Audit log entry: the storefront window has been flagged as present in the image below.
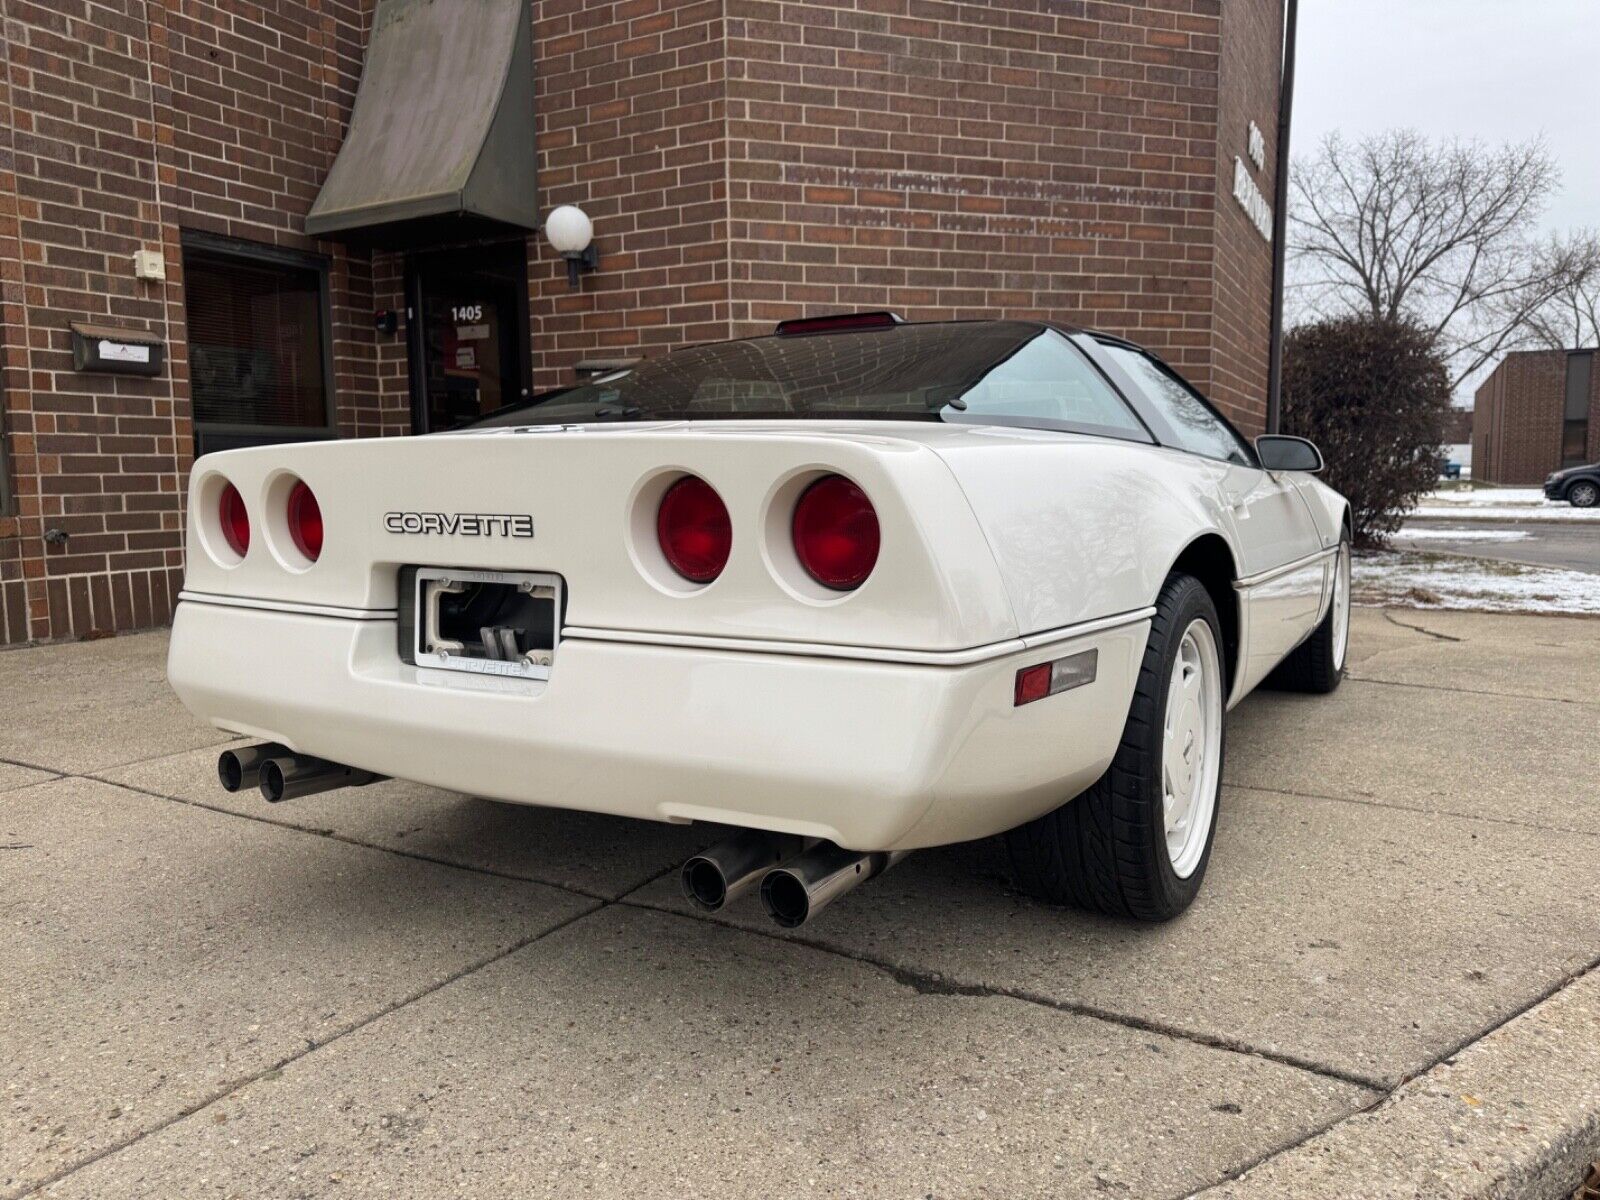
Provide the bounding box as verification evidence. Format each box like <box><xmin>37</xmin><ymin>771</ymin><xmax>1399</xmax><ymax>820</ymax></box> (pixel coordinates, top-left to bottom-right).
<box><xmin>182</xmin><ymin>234</ymin><xmax>332</xmax><ymax>455</ymax></box>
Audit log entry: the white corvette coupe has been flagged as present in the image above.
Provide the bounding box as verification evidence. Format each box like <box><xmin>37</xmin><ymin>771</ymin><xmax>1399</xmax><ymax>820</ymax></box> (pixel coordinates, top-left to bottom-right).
<box><xmin>169</xmin><ymin>314</ymin><xmax>1350</xmax><ymax>926</ymax></box>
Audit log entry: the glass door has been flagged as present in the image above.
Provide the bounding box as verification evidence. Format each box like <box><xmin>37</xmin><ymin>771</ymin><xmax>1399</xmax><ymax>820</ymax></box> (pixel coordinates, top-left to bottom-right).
<box><xmin>408</xmin><ymin>243</ymin><xmax>531</xmax><ymax>432</ymax></box>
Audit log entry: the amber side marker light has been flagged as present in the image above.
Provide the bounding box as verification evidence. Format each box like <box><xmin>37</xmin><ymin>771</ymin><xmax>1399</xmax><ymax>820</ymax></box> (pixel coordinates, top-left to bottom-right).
<box><xmin>219</xmin><ymin>482</ymin><xmax>250</xmax><ymax>557</ymax></box>
<box><xmin>1014</xmin><ymin>649</ymin><xmax>1099</xmax><ymax>707</ymax></box>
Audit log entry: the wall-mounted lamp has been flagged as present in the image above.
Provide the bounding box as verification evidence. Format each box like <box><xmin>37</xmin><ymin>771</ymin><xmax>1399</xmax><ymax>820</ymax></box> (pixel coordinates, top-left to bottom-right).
<box><xmin>544</xmin><ymin>205</ymin><xmax>597</xmax><ymax>288</ymax></box>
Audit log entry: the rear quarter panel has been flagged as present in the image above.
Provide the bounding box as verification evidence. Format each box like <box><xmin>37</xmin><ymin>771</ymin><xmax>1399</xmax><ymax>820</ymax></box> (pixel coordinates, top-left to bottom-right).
<box><xmin>932</xmin><ymin>432</ymin><xmax>1236</xmax><ymax>634</ymax></box>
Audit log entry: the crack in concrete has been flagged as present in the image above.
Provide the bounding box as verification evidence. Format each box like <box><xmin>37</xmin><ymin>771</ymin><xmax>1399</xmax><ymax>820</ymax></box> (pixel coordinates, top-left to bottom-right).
<box><xmin>3</xmin><ymin>898</ymin><xmax>608</xmax><ymax>1200</ymax></box>
<box><xmin>1345</xmin><ymin>672</ymin><xmax>1589</xmax><ymax>706</ymax></box>
<box><xmin>85</xmin><ymin>774</ymin><xmax>630</xmax><ymax>903</ymax></box>
<box><xmin>1228</xmin><ymin>780</ymin><xmax>1600</xmax><ymax>841</ymax></box>
<box><xmin>1381</xmin><ymin>609</ymin><xmax>1464</xmax><ymax>642</ymax></box>
<box><xmin>0</xmin><ymin>754</ymin><xmax>62</xmax><ymax>778</ymax></box>
<box><xmin>619</xmin><ymin>894</ymin><xmax>1390</xmax><ymax>1094</ymax></box>
<box><xmin>21</xmin><ymin>761</ymin><xmax>1596</xmax><ymax>1200</ymax></box>
<box><xmin>1171</xmin><ymin>948</ymin><xmax>1600</xmax><ymax>1200</ymax></box>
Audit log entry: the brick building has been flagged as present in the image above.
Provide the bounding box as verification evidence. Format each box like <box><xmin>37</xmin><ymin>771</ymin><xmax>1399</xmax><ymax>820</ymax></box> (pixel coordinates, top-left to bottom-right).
<box><xmin>1473</xmin><ymin>349</ymin><xmax>1599</xmax><ymax>485</ymax></box>
<box><xmin>0</xmin><ymin>0</ymin><xmax>1287</xmax><ymax>646</ymax></box>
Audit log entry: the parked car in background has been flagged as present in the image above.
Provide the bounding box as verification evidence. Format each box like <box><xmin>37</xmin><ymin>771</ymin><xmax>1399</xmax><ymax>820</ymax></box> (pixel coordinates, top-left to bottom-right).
<box><xmin>1545</xmin><ymin>462</ymin><xmax>1600</xmax><ymax>507</ymax></box>
<box><xmin>169</xmin><ymin>316</ymin><xmax>1351</xmax><ymax>928</ymax></box>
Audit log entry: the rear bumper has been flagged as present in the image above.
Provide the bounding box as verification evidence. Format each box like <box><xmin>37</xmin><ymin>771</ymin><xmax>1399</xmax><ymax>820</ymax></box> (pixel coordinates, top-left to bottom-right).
<box><xmin>167</xmin><ymin>600</ymin><xmax>1147</xmax><ymax>851</ymax></box>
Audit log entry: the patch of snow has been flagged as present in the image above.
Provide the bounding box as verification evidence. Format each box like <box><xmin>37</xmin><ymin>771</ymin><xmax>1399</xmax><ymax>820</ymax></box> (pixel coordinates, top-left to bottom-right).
<box><xmin>1425</xmin><ymin>487</ymin><xmax>1545</xmax><ymax>505</ymax></box>
<box><xmin>1411</xmin><ymin>486</ymin><xmax>1600</xmax><ymax>522</ymax></box>
<box><xmin>1392</xmin><ymin>528</ymin><xmax>1530</xmax><ymax>542</ymax></box>
<box><xmin>1353</xmin><ymin>551</ymin><xmax>1600</xmax><ymax>615</ymax></box>
<box><xmin>1408</xmin><ymin>504</ymin><xmax>1600</xmax><ymax>522</ymax></box>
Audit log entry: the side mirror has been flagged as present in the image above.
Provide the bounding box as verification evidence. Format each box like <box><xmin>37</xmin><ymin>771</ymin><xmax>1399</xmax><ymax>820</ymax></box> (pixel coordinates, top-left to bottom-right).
<box><xmin>1255</xmin><ymin>435</ymin><xmax>1324</xmax><ymax>473</ymax></box>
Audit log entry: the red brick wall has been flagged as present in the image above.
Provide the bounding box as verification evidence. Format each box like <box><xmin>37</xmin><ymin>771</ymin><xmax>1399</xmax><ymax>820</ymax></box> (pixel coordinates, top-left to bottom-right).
<box><xmin>720</xmin><ymin>0</ymin><xmax>1245</xmax><ymax>410</ymax></box>
<box><xmin>1210</xmin><ymin>0</ymin><xmax>1280</xmax><ymax>430</ymax></box>
<box><xmin>527</xmin><ymin>0</ymin><xmax>732</xmax><ymax>391</ymax></box>
<box><xmin>0</xmin><ymin>0</ymin><xmax>391</xmax><ymax>644</ymax></box>
<box><xmin>1471</xmin><ymin>350</ymin><xmax>1599</xmax><ymax>485</ymax></box>
<box><xmin>1</xmin><ymin>0</ymin><xmax>1282</xmax><ymax>646</ymax></box>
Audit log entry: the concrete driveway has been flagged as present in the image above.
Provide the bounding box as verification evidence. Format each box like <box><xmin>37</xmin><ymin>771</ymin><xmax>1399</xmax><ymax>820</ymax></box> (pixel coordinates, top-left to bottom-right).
<box><xmin>3</xmin><ymin>608</ymin><xmax>1599</xmax><ymax>1199</ymax></box>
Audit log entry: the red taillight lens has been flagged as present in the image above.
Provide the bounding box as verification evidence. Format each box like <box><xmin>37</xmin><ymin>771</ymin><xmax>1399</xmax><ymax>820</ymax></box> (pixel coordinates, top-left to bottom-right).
<box><xmin>657</xmin><ymin>476</ymin><xmax>732</xmax><ymax>583</ymax></box>
<box><xmin>792</xmin><ymin>474</ymin><xmax>879</xmax><ymax>590</ymax></box>
<box><xmin>219</xmin><ymin>482</ymin><xmax>249</xmax><ymax>556</ymax></box>
<box><xmin>287</xmin><ymin>480</ymin><xmax>323</xmax><ymax>562</ymax></box>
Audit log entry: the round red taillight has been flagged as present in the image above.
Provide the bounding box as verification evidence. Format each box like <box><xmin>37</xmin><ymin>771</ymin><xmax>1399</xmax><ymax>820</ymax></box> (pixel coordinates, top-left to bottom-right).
<box><xmin>219</xmin><ymin>482</ymin><xmax>249</xmax><ymax>557</ymax></box>
<box><xmin>792</xmin><ymin>474</ymin><xmax>879</xmax><ymax>590</ymax></box>
<box><xmin>657</xmin><ymin>476</ymin><xmax>732</xmax><ymax>583</ymax></box>
<box><xmin>287</xmin><ymin>480</ymin><xmax>323</xmax><ymax>562</ymax></box>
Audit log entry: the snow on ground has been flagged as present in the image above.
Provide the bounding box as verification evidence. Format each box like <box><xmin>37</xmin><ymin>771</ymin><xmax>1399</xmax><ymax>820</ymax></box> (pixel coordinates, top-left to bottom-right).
<box><xmin>1411</xmin><ymin>486</ymin><xmax>1600</xmax><ymax>522</ymax></box>
<box><xmin>1392</xmin><ymin>528</ymin><xmax>1530</xmax><ymax>542</ymax></box>
<box><xmin>1354</xmin><ymin>551</ymin><xmax>1600</xmax><ymax>615</ymax></box>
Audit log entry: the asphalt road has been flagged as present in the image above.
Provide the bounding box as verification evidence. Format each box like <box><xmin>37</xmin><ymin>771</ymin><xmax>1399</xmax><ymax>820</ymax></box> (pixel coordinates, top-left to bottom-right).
<box><xmin>1400</xmin><ymin>517</ymin><xmax>1600</xmax><ymax>574</ymax></box>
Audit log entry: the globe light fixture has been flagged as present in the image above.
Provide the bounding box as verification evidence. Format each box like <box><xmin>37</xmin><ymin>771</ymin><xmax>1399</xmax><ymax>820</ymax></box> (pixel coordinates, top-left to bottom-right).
<box><xmin>544</xmin><ymin>204</ymin><xmax>597</xmax><ymax>288</ymax></box>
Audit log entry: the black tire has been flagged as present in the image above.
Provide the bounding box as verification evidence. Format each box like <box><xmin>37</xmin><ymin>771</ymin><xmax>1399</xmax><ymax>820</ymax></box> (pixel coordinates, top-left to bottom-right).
<box><xmin>1568</xmin><ymin>480</ymin><xmax>1600</xmax><ymax>508</ymax></box>
<box><xmin>1264</xmin><ymin>531</ymin><xmax>1351</xmax><ymax>695</ymax></box>
<box><xmin>1005</xmin><ymin>573</ymin><xmax>1224</xmax><ymax>922</ymax></box>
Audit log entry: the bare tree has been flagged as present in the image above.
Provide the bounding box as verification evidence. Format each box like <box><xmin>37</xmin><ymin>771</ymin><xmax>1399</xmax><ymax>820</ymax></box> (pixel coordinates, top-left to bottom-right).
<box><xmin>1289</xmin><ymin>130</ymin><xmax>1591</xmax><ymax>388</ymax></box>
<box><xmin>1522</xmin><ymin>231</ymin><xmax>1600</xmax><ymax>349</ymax></box>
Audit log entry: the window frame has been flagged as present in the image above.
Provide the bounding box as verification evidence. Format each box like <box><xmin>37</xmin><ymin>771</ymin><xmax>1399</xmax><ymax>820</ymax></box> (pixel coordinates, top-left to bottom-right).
<box><xmin>473</xmin><ymin>321</ymin><xmax>1160</xmax><ymax>445</ymax></box>
<box><xmin>1076</xmin><ymin>333</ymin><xmax>1259</xmax><ymax>467</ymax></box>
<box><xmin>939</xmin><ymin>326</ymin><xmax>1156</xmax><ymax>443</ymax></box>
<box><xmin>180</xmin><ymin>229</ymin><xmax>337</xmax><ymax>449</ymax></box>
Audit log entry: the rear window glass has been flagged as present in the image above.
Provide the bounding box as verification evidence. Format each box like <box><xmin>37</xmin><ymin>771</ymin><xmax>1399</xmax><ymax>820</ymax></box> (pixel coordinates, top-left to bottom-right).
<box><xmin>474</xmin><ymin>322</ymin><xmax>1150</xmax><ymax>441</ymax></box>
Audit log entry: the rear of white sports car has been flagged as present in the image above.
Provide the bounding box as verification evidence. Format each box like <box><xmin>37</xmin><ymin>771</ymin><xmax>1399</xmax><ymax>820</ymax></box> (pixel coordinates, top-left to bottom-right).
<box><xmin>169</xmin><ymin>317</ymin><xmax>1348</xmax><ymax>924</ymax></box>
<box><xmin>169</xmin><ymin>419</ymin><xmax>1149</xmax><ymax>856</ymax></box>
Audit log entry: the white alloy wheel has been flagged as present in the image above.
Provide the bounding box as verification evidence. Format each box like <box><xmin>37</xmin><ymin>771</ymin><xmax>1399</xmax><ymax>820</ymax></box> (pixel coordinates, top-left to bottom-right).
<box><xmin>1331</xmin><ymin>538</ymin><xmax>1351</xmax><ymax>671</ymax></box>
<box><xmin>1570</xmin><ymin>481</ymin><xmax>1599</xmax><ymax>508</ymax></box>
<box><xmin>1162</xmin><ymin>617</ymin><xmax>1223</xmax><ymax>879</ymax></box>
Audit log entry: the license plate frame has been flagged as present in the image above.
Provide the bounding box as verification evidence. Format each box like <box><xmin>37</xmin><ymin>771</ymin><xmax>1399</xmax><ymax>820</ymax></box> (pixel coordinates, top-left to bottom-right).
<box><xmin>410</xmin><ymin>567</ymin><xmax>562</xmax><ymax>681</ymax></box>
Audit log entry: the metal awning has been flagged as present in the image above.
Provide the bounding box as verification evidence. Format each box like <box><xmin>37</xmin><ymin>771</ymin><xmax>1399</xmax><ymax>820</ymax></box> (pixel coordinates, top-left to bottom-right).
<box><xmin>306</xmin><ymin>0</ymin><xmax>536</xmax><ymax>241</ymax></box>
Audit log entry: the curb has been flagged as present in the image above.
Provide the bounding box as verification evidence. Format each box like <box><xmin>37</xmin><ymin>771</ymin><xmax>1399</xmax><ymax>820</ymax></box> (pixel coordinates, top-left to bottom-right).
<box><xmin>1191</xmin><ymin>967</ymin><xmax>1600</xmax><ymax>1199</ymax></box>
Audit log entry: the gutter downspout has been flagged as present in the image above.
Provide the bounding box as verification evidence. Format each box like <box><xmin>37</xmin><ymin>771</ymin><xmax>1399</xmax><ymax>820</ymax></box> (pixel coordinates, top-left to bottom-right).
<box><xmin>1266</xmin><ymin>0</ymin><xmax>1299</xmax><ymax>435</ymax></box>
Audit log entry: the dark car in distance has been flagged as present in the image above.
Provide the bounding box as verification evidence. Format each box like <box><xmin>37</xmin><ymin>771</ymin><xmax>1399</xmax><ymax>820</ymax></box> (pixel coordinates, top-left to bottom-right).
<box><xmin>1545</xmin><ymin>463</ymin><xmax>1600</xmax><ymax>508</ymax></box>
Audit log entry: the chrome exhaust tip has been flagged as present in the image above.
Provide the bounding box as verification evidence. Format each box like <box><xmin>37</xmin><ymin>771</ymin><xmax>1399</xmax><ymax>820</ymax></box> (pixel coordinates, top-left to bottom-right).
<box><xmin>759</xmin><ymin>844</ymin><xmax>907</xmax><ymax>928</ymax></box>
<box><xmin>217</xmin><ymin>743</ymin><xmax>290</xmax><ymax>793</ymax></box>
<box><xmin>681</xmin><ymin>831</ymin><xmax>803</xmax><ymax>912</ymax></box>
<box><xmin>258</xmin><ymin>754</ymin><xmax>382</xmax><ymax>804</ymax></box>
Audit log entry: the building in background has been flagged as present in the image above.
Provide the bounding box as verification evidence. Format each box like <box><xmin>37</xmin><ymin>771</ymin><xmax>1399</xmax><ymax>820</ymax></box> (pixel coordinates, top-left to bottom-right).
<box><xmin>0</xmin><ymin>0</ymin><xmax>1287</xmax><ymax>645</ymax></box>
<box><xmin>1473</xmin><ymin>349</ymin><xmax>1599</xmax><ymax>485</ymax></box>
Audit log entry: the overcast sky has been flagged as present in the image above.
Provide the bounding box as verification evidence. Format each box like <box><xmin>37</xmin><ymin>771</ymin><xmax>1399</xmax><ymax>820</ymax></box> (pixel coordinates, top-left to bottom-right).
<box><xmin>1294</xmin><ymin>0</ymin><xmax>1598</xmax><ymax>236</ymax></box>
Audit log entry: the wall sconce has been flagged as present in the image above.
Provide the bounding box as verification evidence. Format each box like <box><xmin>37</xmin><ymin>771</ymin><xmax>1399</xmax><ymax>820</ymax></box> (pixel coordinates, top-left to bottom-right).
<box><xmin>544</xmin><ymin>205</ymin><xmax>598</xmax><ymax>288</ymax></box>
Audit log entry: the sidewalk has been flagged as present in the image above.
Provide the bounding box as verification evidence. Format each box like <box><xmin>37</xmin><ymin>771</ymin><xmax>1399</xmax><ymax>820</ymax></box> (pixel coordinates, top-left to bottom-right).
<box><xmin>2</xmin><ymin>608</ymin><xmax>1598</xmax><ymax>1198</ymax></box>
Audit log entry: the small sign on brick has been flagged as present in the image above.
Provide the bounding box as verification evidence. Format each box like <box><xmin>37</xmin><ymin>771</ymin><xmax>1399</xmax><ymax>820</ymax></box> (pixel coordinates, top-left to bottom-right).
<box><xmin>69</xmin><ymin>322</ymin><xmax>165</xmax><ymax>377</ymax></box>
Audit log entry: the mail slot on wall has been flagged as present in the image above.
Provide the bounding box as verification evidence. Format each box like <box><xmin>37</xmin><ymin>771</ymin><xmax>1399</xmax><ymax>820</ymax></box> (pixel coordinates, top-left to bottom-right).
<box><xmin>70</xmin><ymin>322</ymin><xmax>165</xmax><ymax>377</ymax></box>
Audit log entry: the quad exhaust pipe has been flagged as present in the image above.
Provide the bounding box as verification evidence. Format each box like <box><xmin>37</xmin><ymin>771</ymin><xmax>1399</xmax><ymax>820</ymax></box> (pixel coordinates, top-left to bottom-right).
<box><xmin>680</xmin><ymin>833</ymin><xmax>906</xmax><ymax>927</ymax></box>
<box><xmin>218</xmin><ymin>744</ymin><xmax>382</xmax><ymax>803</ymax></box>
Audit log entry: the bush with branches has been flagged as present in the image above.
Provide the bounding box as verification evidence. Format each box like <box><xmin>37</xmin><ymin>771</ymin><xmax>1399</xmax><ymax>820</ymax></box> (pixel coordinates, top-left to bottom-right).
<box><xmin>1281</xmin><ymin>316</ymin><xmax>1453</xmax><ymax>547</ymax></box>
